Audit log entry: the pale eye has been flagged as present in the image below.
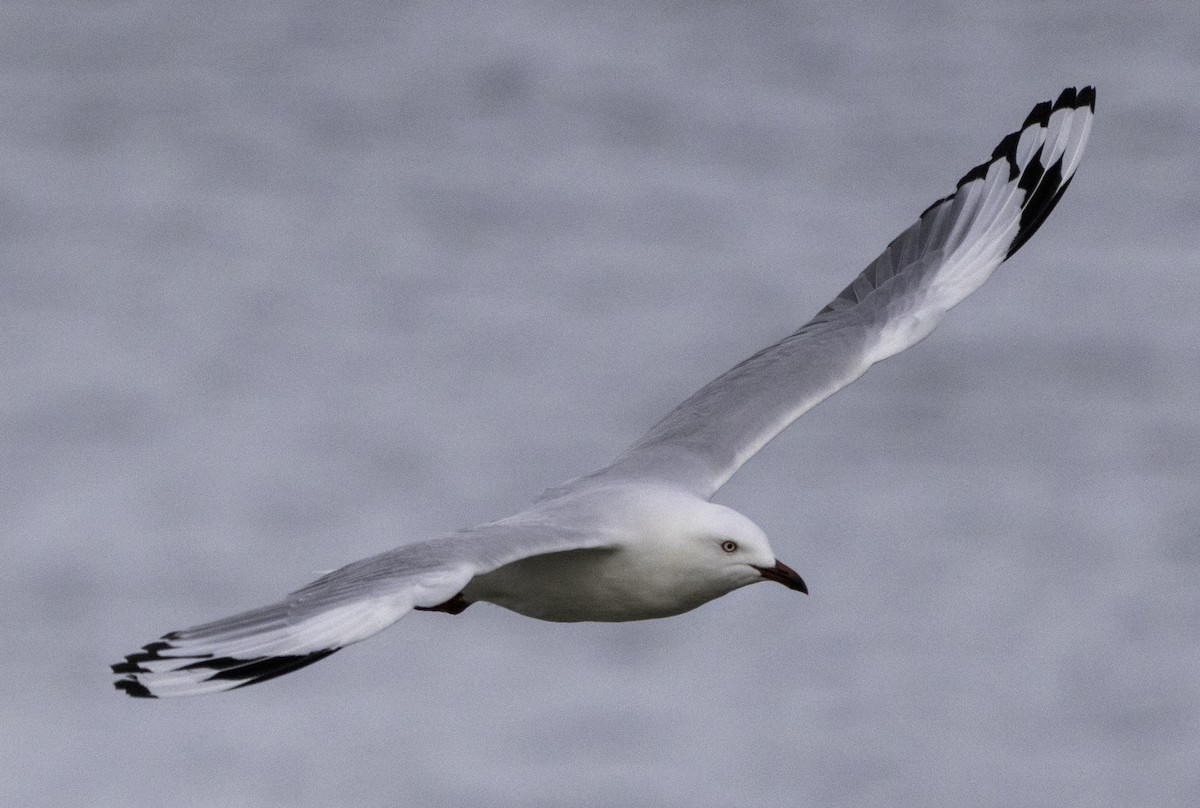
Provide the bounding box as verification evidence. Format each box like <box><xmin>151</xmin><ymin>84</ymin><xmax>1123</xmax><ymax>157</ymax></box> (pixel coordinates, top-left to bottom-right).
<box><xmin>720</xmin><ymin>540</ymin><xmax>738</xmax><ymax>553</ymax></box>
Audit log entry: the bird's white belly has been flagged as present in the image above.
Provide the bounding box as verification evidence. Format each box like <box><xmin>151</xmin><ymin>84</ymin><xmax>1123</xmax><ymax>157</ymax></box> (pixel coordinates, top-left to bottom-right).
<box><xmin>462</xmin><ymin>547</ymin><xmax>721</xmax><ymax>622</ymax></box>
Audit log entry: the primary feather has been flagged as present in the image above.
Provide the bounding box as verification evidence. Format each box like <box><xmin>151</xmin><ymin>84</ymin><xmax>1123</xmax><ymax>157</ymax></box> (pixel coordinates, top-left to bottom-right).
<box><xmin>114</xmin><ymin>516</ymin><xmax>615</xmax><ymax>697</ymax></box>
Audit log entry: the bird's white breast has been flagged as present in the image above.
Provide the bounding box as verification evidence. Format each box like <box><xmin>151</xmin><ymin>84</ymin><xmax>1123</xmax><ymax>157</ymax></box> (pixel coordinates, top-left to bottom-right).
<box><xmin>463</xmin><ymin>543</ymin><xmax>729</xmax><ymax>622</ymax></box>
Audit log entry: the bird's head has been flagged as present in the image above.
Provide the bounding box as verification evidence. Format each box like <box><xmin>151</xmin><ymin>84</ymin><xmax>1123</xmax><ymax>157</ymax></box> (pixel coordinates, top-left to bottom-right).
<box><xmin>692</xmin><ymin>503</ymin><xmax>807</xmax><ymax>596</ymax></box>
<box><xmin>625</xmin><ymin>489</ymin><xmax>807</xmax><ymax>600</ymax></box>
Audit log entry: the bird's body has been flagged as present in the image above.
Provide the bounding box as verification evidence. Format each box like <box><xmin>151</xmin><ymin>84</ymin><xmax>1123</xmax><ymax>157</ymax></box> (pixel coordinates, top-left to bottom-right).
<box><xmin>463</xmin><ymin>484</ymin><xmax>780</xmax><ymax>622</ymax></box>
<box><xmin>114</xmin><ymin>87</ymin><xmax>1095</xmax><ymax>698</ymax></box>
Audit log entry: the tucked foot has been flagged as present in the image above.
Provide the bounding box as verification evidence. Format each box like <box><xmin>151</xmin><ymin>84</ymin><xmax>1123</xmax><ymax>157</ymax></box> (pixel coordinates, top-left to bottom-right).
<box><xmin>413</xmin><ymin>592</ymin><xmax>471</xmax><ymax>615</ymax></box>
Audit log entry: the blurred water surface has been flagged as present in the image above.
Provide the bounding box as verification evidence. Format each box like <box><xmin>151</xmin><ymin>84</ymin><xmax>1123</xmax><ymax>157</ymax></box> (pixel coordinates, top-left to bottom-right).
<box><xmin>3</xmin><ymin>1</ymin><xmax>1198</xmax><ymax>806</ymax></box>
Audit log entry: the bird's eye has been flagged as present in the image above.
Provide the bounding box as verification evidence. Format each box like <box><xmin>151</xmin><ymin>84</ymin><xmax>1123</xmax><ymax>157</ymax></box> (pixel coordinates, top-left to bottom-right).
<box><xmin>720</xmin><ymin>540</ymin><xmax>738</xmax><ymax>553</ymax></box>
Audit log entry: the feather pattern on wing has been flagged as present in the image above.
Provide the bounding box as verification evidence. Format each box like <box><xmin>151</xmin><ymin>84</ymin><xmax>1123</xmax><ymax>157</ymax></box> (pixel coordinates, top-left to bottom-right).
<box><xmin>113</xmin><ymin>515</ymin><xmax>616</xmax><ymax>697</ymax></box>
<box><xmin>577</xmin><ymin>87</ymin><xmax>1094</xmax><ymax>499</ymax></box>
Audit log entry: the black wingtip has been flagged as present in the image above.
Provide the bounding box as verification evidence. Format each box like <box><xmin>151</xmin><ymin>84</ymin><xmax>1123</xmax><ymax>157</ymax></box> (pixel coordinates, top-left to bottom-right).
<box><xmin>956</xmin><ymin>159</ymin><xmax>990</xmax><ymax>189</ymax></box>
<box><xmin>1043</xmin><ymin>85</ymin><xmax>1096</xmax><ymax>114</ymax></box>
<box><xmin>207</xmin><ymin>649</ymin><xmax>340</xmax><ymax>685</ymax></box>
<box><xmin>1051</xmin><ymin>86</ymin><xmax>1097</xmax><ymax>113</ymax></box>
<box><xmin>1078</xmin><ymin>85</ymin><xmax>1096</xmax><ymax>111</ymax></box>
<box><xmin>957</xmin><ymin>128</ymin><xmax>1022</xmax><ymax>191</ymax></box>
<box><xmin>918</xmin><ymin>191</ymin><xmax>955</xmax><ymax>219</ymax></box>
<box><xmin>1023</xmin><ymin>86</ymin><xmax>1097</xmax><ymax>130</ymax></box>
<box><xmin>990</xmin><ymin>130</ymin><xmax>1020</xmax><ymax>162</ymax></box>
<box><xmin>228</xmin><ymin>649</ymin><xmax>341</xmax><ymax>690</ymax></box>
<box><xmin>112</xmin><ymin>639</ymin><xmax>193</xmax><ymax>670</ymax></box>
<box><xmin>1005</xmin><ymin>165</ymin><xmax>1070</xmax><ymax>260</ymax></box>
<box><xmin>115</xmin><ymin>678</ymin><xmax>157</xmax><ymax>698</ymax></box>
<box><xmin>1021</xmin><ymin>99</ymin><xmax>1053</xmax><ymax>129</ymax></box>
<box><xmin>1051</xmin><ymin>86</ymin><xmax>1077</xmax><ymax>111</ymax></box>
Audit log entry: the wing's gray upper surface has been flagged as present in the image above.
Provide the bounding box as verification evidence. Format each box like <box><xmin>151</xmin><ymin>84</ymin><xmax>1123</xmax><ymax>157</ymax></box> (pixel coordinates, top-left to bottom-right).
<box><xmin>581</xmin><ymin>87</ymin><xmax>1094</xmax><ymax>499</ymax></box>
<box><xmin>112</xmin><ymin>512</ymin><xmax>618</xmax><ymax>696</ymax></box>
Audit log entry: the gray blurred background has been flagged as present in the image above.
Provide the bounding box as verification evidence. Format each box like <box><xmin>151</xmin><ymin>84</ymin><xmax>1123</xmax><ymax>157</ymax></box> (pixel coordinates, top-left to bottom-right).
<box><xmin>3</xmin><ymin>1</ymin><xmax>1198</xmax><ymax>806</ymax></box>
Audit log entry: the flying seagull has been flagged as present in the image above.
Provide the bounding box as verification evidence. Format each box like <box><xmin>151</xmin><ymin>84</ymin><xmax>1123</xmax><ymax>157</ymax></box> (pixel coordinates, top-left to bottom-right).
<box><xmin>114</xmin><ymin>87</ymin><xmax>1095</xmax><ymax>698</ymax></box>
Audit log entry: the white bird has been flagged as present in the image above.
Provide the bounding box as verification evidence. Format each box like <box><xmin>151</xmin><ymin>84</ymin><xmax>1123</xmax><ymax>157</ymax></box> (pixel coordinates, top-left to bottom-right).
<box><xmin>114</xmin><ymin>87</ymin><xmax>1094</xmax><ymax>698</ymax></box>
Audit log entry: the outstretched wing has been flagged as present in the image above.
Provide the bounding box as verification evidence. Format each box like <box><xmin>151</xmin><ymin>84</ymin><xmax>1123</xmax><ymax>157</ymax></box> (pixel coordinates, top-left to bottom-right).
<box><xmin>585</xmin><ymin>87</ymin><xmax>1094</xmax><ymax>499</ymax></box>
<box><xmin>112</xmin><ymin>517</ymin><xmax>614</xmax><ymax>697</ymax></box>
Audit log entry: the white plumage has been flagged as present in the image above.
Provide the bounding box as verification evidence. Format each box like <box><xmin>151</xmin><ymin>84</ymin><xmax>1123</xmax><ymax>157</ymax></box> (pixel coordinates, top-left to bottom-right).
<box><xmin>114</xmin><ymin>87</ymin><xmax>1094</xmax><ymax>698</ymax></box>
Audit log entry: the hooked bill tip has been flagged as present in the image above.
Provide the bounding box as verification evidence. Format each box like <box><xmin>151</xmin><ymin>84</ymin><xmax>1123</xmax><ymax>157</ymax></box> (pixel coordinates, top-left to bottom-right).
<box><xmin>757</xmin><ymin>559</ymin><xmax>808</xmax><ymax>594</ymax></box>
